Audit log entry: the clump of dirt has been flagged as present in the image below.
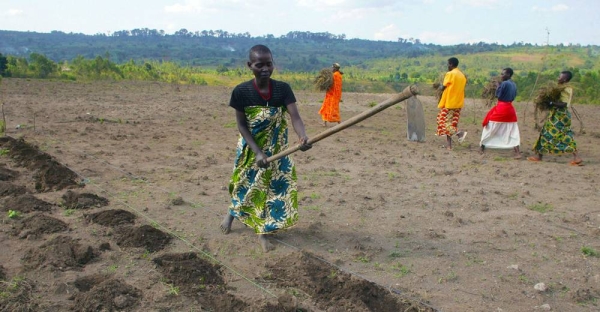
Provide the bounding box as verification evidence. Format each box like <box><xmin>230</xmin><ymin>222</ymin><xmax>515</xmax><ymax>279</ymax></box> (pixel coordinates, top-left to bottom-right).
<box><xmin>21</xmin><ymin>235</ymin><xmax>96</xmax><ymax>271</ymax></box>
<box><xmin>268</xmin><ymin>251</ymin><xmax>435</xmax><ymax>312</ymax></box>
<box><xmin>151</xmin><ymin>253</ymin><xmax>286</xmax><ymax>311</ymax></box>
<box><xmin>153</xmin><ymin>252</ymin><xmax>224</xmax><ymax>294</ymax></box>
<box><xmin>1</xmin><ymin>194</ymin><xmax>53</xmax><ymax>213</ymax></box>
<box><xmin>572</xmin><ymin>288</ymin><xmax>600</xmax><ymax>305</ymax></box>
<box><xmin>0</xmin><ymin>277</ymin><xmax>40</xmax><ymax>312</ymax></box>
<box><xmin>0</xmin><ymin>136</ymin><xmax>81</xmax><ymax>192</ymax></box>
<box><xmin>115</xmin><ymin>225</ymin><xmax>172</xmax><ymax>252</ymax></box>
<box><xmin>71</xmin><ymin>278</ymin><xmax>142</xmax><ymax>311</ymax></box>
<box><xmin>0</xmin><ymin>181</ymin><xmax>26</xmax><ymax>197</ymax></box>
<box><xmin>0</xmin><ymin>165</ymin><xmax>18</xmax><ymax>181</ymax></box>
<box><xmin>34</xmin><ymin>160</ymin><xmax>81</xmax><ymax>192</ymax></box>
<box><xmin>73</xmin><ymin>274</ymin><xmax>112</xmax><ymax>292</ymax></box>
<box><xmin>14</xmin><ymin>213</ymin><xmax>68</xmax><ymax>238</ymax></box>
<box><xmin>85</xmin><ymin>209</ymin><xmax>136</xmax><ymax>226</ymax></box>
<box><xmin>61</xmin><ymin>190</ymin><xmax>109</xmax><ymax>209</ymax></box>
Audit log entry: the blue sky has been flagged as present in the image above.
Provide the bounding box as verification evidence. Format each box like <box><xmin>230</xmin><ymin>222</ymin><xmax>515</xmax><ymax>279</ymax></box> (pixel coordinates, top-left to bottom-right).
<box><xmin>1</xmin><ymin>0</ymin><xmax>598</xmax><ymax>45</ymax></box>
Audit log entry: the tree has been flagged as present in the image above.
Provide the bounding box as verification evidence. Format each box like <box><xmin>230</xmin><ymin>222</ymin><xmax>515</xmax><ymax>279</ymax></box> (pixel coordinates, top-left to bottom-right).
<box><xmin>0</xmin><ymin>53</ymin><xmax>7</xmax><ymax>77</ymax></box>
<box><xmin>29</xmin><ymin>53</ymin><xmax>57</xmax><ymax>78</ymax></box>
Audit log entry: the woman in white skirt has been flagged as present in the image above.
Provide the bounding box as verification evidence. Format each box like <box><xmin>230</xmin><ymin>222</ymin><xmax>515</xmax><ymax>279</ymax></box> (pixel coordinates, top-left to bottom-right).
<box><xmin>480</xmin><ymin>68</ymin><xmax>522</xmax><ymax>159</ymax></box>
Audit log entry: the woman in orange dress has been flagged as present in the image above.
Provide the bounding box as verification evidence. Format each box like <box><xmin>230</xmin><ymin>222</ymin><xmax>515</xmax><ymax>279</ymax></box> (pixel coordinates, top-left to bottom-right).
<box><xmin>319</xmin><ymin>63</ymin><xmax>343</xmax><ymax>127</ymax></box>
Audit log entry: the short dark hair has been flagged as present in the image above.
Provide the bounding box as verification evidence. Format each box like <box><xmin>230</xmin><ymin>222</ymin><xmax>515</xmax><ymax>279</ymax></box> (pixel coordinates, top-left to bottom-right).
<box><xmin>249</xmin><ymin>44</ymin><xmax>272</xmax><ymax>60</ymax></box>
<box><xmin>503</xmin><ymin>68</ymin><xmax>514</xmax><ymax>77</ymax></box>
<box><xmin>561</xmin><ymin>70</ymin><xmax>573</xmax><ymax>82</ymax></box>
<box><xmin>448</xmin><ymin>57</ymin><xmax>459</xmax><ymax>67</ymax></box>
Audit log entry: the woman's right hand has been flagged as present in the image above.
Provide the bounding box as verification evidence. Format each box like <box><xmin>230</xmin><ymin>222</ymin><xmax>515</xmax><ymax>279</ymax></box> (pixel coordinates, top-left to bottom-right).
<box><xmin>256</xmin><ymin>152</ymin><xmax>269</xmax><ymax>168</ymax></box>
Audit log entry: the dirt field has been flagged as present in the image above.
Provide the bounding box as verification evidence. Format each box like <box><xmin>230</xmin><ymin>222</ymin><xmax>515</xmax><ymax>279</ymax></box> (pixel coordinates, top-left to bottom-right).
<box><xmin>0</xmin><ymin>78</ymin><xmax>599</xmax><ymax>311</ymax></box>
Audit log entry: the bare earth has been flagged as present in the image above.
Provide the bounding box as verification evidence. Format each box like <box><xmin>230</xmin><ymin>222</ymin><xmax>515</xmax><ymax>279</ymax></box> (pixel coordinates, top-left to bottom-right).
<box><xmin>0</xmin><ymin>78</ymin><xmax>599</xmax><ymax>311</ymax></box>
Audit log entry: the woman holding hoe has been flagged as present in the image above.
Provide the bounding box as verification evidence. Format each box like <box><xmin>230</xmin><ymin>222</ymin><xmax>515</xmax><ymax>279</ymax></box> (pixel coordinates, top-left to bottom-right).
<box><xmin>220</xmin><ymin>45</ymin><xmax>311</xmax><ymax>252</ymax></box>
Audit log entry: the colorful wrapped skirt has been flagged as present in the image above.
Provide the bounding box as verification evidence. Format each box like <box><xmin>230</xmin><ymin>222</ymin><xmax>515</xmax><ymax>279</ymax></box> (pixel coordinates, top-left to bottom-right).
<box><xmin>228</xmin><ymin>106</ymin><xmax>298</xmax><ymax>234</ymax></box>
<box><xmin>533</xmin><ymin>107</ymin><xmax>577</xmax><ymax>154</ymax></box>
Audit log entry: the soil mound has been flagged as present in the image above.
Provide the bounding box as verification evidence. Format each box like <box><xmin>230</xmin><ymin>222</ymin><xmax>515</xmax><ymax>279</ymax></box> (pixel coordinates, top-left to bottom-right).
<box><xmin>15</xmin><ymin>213</ymin><xmax>68</xmax><ymax>238</ymax></box>
<box><xmin>2</xmin><ymin>194</ymin><xmax>53</xmax><ymax>213</ymax></box>
<box><xmin>0</xmin><ymin>277</ymin><xmax>40</xmax><ymax>312</ymax></box>
<box><xmin>0</xmin><ymin>165</ymin><xmax>18</xmax><ymax>181</ymax></box>
<box><xmin>268</xmin><ymin>251</ymin><xmax>435</xmax><ymax>312</ymax></box>
<box><xmin>71</xmin><ymin>278</ymin><xmax>142</xmax><ymax>311</ymax></box>
<box><xmin>0</xmin><ymin>137</ymin><xmax>81</xmax><ymax>192</ymax></box>
<box><xmin>115</xmin><ymin>225</ymin><xmax>172</xmax><ymax>252</ymax></box>
<box><xmin>61</xmin><ymin>190</ymin><xmax>109</xmax><ymax>209</ymax></box>
<box><xmin>73</xmin><ymin>274</ymin><xmax>112</xmax><ymax>292</ymax></box>
<box><xmin>153</xmin><ymin>252</ymin><xmax>224</xmax><ymax>294</ymax></box>
<box><xmin>85</xmin><ymin>209</ymin><xmax>136</xmax><ymax>226</ymax></box>
<box><xmin>21</xmin><ymin>235</ymin><xmax>95</xmax><ymax>271</ymax></box>
<box><xmin>0</xmin><ymin>181</ymin><xmax>26</xmax><ymax>197</ymax></box>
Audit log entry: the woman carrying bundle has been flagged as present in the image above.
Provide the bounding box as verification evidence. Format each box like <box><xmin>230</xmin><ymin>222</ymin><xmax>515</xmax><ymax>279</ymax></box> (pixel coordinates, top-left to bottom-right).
<box><xmin>480</xmin><ymin>68</ymin><xmax>522</xmax><ymax>159</ymax></box>
<box><xmin>318</xmin><ymin>63</ymin><xmax>343</xmax><ymax>127</ymax></box>
<box><xmin>528</xmin><ymin>71</ymin><xmax>583</xmax><ymax>165</ymax></box>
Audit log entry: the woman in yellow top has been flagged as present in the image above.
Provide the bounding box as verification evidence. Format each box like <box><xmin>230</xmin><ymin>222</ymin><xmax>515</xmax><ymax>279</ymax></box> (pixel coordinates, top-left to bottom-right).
<box><xmin>436</xmin><ymin>57</ymin><xmax>467</xmax><ymax>150</ymax></box>
<box><xmin>319</xmin><ymin>63</ymin><xmax>343</xmax><ymax>127</ymax></box>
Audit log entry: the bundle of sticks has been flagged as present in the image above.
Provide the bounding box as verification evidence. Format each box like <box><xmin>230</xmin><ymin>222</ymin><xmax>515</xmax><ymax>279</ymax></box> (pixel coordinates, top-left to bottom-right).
<box><xmin>314</xmin><ymin>68</ymin><xmax>333</xmax><ymax>92</ymax></box>
<box><xmin>534</xmin><ymin>82</ymin><xmax>566</xmax><ymax>111</ymax></box>
<box><xmin>432</xmin><ymin>72</ymin><xmax>447</xmax><ymax>102</ymax></box>
<box><xmin>481</xmin><ymin>76</ymin><xmax>501</xmax><ymax>107</ymax></box>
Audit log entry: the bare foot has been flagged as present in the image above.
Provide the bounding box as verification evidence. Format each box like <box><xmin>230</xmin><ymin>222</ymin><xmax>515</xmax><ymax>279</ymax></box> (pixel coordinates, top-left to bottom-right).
<box><xmin>513</xmin><ymin>154</ymin><xmax>522</xmax><ymax>160</ymax></box>
<box><xmin>322</xmin><ymin>121</ymin><xmax>327</xmax><ymax>127</ymax></box>
<box><xmin>258</xmin><ymin>235</ymin><xmax>275</xmax><ymax>252</ymax></box>
<box><xmin>220</xmin><ymin>214</ymin><xmax>233</xmax><ymax>234</ymax></box>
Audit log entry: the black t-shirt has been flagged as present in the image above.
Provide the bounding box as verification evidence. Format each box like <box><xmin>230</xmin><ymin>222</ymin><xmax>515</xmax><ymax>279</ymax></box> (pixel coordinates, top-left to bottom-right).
<box><xmin>229</xmin><ymin>79</ymin><xmax>296</xmax><ymax>111</ymax></box>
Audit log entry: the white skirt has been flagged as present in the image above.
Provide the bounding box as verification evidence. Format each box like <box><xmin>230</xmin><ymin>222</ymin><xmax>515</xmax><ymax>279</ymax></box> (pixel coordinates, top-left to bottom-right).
<box><xmin>480</xmin><ymin>121</ymin><xmax>520</xmax><ymax>148</ymax></box>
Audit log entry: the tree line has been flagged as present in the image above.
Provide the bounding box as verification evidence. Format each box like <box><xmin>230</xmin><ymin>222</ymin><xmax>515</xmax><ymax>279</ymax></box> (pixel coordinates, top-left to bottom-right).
<box><xmin>1</xmin><ymin>49</ymin><xmax>598</xmax><ymax>105</ymax></box>
<box><xmin>0</xmin><ymin>29</ymin><xmax>598</xmax><ymax>104</ymax></box>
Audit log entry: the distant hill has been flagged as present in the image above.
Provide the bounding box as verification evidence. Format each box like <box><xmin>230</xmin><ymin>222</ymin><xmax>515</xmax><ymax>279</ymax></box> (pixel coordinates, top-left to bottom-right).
<box><xmin>1</xmin><ymin>29</ymin><xmax>599</xmax><ymax>103</ymax></box>
<box><xmin>0</xmin><ymin>29</ymin><xmax>560</xmax><ymax>71</ymax></box>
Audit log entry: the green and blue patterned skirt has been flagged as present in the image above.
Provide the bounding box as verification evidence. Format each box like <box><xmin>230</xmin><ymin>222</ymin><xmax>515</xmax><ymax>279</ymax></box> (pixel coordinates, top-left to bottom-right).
<box><xmin>228</xmin><ymin>106</ymin><xmax>298</xmax><ymax>234</ymax></box>
<box><xmin>533</xmin><ymin>107</ymin><xmax>577</xmax><ymax>154</ymax></box>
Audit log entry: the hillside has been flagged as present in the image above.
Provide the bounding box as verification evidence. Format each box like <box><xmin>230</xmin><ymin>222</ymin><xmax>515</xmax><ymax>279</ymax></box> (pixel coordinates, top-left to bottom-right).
<box><xmin>0</xmin><ymin>29</ymin><xmax>599</xmax><ymax>103</ymax></box>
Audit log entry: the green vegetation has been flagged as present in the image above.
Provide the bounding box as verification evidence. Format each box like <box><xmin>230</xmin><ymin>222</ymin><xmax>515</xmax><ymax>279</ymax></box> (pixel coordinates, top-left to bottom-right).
<box><xmin>581</xmin><ymin>246</ymin><xmax>599</xmax><ymax>257</ymax></box>
<box><xmin>7</xmin><ymin>210</ymin><xmax>20</xmax><ymax>219</ymax></box>
<box><xmin>0</xmin><ymin>30</ymin><xmax>599</xmax><ymax>103</ymax></box>
<box><xmin>527</xmin><ymin>202</ymin><xmax>553</xmax><ymax>213</ymax></box>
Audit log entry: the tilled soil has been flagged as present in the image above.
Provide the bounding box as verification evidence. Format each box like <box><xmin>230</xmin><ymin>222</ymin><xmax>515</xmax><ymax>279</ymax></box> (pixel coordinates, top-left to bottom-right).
<box><xmin>0</xmin><ymin>78</ymin><xmax>599</xmax><ymax>311</ymax></box>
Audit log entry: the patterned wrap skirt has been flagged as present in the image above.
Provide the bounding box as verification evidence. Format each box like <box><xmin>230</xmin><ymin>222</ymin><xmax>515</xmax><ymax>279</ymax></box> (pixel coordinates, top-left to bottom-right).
<box><xmin>436</xmin><ymin>108</ymin><xmax>461</xmax><ymax>136</ymax></box>
<box><xmin>533</xmin><ymin>107</ymin><xmax>577</xmax><ymax>154</ymax></box>
<box><xmin>228</xmin><ymin>106</ymin><xmax>298</xmax><ymax>234</ymax></box>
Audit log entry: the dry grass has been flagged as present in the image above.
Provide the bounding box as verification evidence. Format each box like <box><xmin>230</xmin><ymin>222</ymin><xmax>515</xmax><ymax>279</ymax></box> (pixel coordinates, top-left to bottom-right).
<box><xmin>534</xmin><ymin>82</ymin><xmax>566</xmax><ymax>111</ymax></box>
<box><xmin>314</xmin><ymin>68</ymin><xmax>333</xmax><ymax>92</ymax></box>
<box><xmin>481</xmin><ymin>76</ymin><xmax>501</xmax><ymax>107</ymax></box>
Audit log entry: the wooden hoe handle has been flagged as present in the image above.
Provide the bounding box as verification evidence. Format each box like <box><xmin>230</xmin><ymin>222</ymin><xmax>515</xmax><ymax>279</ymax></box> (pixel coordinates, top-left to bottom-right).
<box><xmin>267</xmin><ymin>84</ymin><xmax>419</xmax><ymax>163</ymax></box>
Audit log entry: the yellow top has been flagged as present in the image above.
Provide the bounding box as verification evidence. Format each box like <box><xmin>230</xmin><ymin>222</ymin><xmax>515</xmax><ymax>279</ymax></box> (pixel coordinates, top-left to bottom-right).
<box><xmin>560</xmin><ymin>85</ymin><xmax>573</xmax><ymax>107</ymax></box>
<box><xmin>438</xmin><ymin>68</ymin><xmax>467</xmax><ymax>109</ymax></box>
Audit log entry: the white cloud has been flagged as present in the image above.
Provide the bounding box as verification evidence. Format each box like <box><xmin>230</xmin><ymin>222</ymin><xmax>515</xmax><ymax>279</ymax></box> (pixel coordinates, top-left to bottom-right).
<box><xmin>331</xmin><ymin>7</ymin><xmax>376</xmax><ymax>21</ymax></box>
<box><xmin>460</xmin><ymin>0</ymin><xmax>499</xmax><ymax>7</ymax></box>
<box><xmin>164</xmin><ymin>0</ymin><xmax>245</xmax><ymax>14</ymax></box>
<box><xmin>532</xmin><ymin>4</ymin><xmax>569</xmax><ymax>12</ymax></box>
<box><xmin>418</xmin><ymin>30</ymin><xmax>463</xmax><ymax>45</ymax></box>
<box><xmin>296</xmin><ymin>0</ymin><xmax>345</xmax><ymax>7</ymax></box>
<box><xmin>373</xmin><ymin>24</ymin><xmax>405</xmax><ymax>41</ymax></box>
<box><xmin>551</xmin><ymin>4</ymin><xmax>569</xmax><ymax>11</ymax></box>
<box><xmin>5</xmin><ymin>9</ymin><xmax>24</xmax><ymax>16</ymax></box>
